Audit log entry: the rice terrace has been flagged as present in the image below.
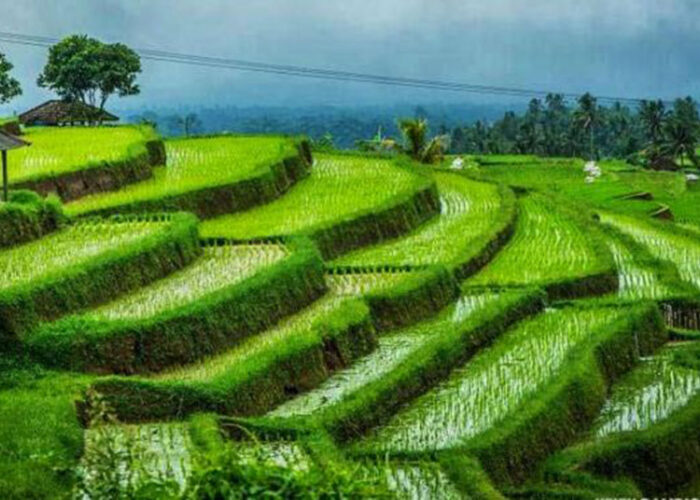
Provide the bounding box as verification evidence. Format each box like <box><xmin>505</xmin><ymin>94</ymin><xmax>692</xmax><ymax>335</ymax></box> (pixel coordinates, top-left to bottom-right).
<box><xmin>0</xmin><ymin>2</ymin><xmax>699</xmax><ymax>498</ymax></box>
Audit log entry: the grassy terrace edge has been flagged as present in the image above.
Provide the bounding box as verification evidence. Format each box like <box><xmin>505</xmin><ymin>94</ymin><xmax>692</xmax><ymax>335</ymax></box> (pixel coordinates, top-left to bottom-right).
<box><xmin>68</xmin><ymin>135</ymin><xmax>314</xmax><ymax>220</ymax></box>
<box><xmin>0</xmin><ymin>212</ymin><xmax>200</xmax><ymax>336</ymax></box>
<box><xmin>27</xmin><ymin>236</ymin><xmax>327</xmax><ymax>374</ymax></box>
<box><xmin>14</xmin><ymin>126</ymin><xmax>166</xmax><ymax>202</ymax></box>
<box><xmin>82</xmin><ymin>263</ymin><xmax>464</xmax><ymax>422</ymax></box>
<box><xmin>0</xmin><ymin>190</ymin><xmax>65</xmax><ymax>248</ymax></box>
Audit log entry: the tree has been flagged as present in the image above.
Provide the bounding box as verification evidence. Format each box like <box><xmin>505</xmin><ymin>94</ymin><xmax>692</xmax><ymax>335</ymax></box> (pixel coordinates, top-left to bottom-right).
<box><xmin>397</xmin><ymin>117</ymin><xmax>448</xmax><ymax>164</ymax></box>
<box><xmin>639</xmin><ymin>100</ymin><xmax>666</xmax><ymax>147</ymax></box>
<box><xmin>173</xmin><ymin>113</ymin><xmax>202</xmax><ymax>136</ymax></box>
<box><xmin>573</xmin><ymin>93</ymin><xmax>599</xmax><ymax>160</ymax></box>
<box><xmin>661</xmin><ymin>97</ymin><xmax>699</xmax><ymax>167</ymax></box>
<box><xmin>38</xmin><ymin>34</ymin><xmax>141</xmax><ymax>124</ymax></box>
<box><xmin>0</xmin><ymin>52</ymin><xmax>21</xmax><ymax>104</ymax></box>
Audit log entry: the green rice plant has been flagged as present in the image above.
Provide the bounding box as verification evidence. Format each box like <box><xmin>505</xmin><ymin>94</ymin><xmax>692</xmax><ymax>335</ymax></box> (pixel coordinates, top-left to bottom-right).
<box><xmin>268</xmin><ymin>292</ymin><xmax>500</xmax><ymax>418</ymax></box>
<box><xmin>229</xmin><ymin>441</ymin><xmax>312</xmax><ymax>471</ymax></box>
<box><xmin>79</xmin><ymin>422</ymin><xmax>192</xmax><ymax>498</ymax></box>
<box><xmin>334</xmin><ymin>172</ymin><xmax>503</xmax><ymax>267</ymax></box>
<box><xmin>88</xmin><ymin>243</ymin><xmax>287</xmax><ymax>321</ymax></box>
<box><xmin>9</xmin><ymin>126</ymin><xmax>154</xmax><ymax>184</ymax></box>
<box><xmin>606</xmin><ymin>238</ymin><xmax>674</xmax><ymax>300</ymax></box>
<box><xmin>0</xmin><ymin>219</ymin><xmax>168</xmax><ymax>292</ymax></box>
<box><xmin>67</xmin><ymin>135</ymin><xmax>295</xmax><ymax>216</ymax></box>
<box><xmin>362</xmin><ymin>461</ymin><xmax>462</xmax><ymax>499</ymax></box>
<box><xmin>200</xmin><ymin>153</ymin><xmax>429</xmax><ymax>240</ymax></box>
<box><xmin>362</xmin><ymin>306</ymin><xmax>625</xmax><ymax>454</ymax></box>
<box><xmin>601</xmin><ymin>212</ymin><xmax>700</xmax><ymax>291</ymax></box>
<box><xmin>153</xmin><ymin>295</ymin><xmax>347</xmax><ymax>383</ymax></box>
<box><xmin>594</xmin><ymin>344</ymin><xmax>700</xmax><ymax>438</ymax></box>
<box><xmin>325</xmin><ymin>270</ymin><xmax>415</xmax><ymax>296</ymax></box>
<box><xmin>468</xmin><ymin>194</ymin><xmax>612</xmax><ymax>294</ymax></box>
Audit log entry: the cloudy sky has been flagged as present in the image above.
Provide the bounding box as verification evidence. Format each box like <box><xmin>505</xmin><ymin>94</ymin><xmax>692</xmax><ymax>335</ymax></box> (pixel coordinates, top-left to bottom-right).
<box><xmin>1</xmin><ymin>0</ymin><xmax>698</xmax><ymax>114</ymax></box>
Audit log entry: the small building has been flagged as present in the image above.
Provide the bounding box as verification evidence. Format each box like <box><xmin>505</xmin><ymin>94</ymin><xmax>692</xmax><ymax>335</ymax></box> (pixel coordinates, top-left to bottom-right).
<box><xmin>19</xmin><ymin>100</ymin><xmax>119</xmax><ymax>126</ymax></box>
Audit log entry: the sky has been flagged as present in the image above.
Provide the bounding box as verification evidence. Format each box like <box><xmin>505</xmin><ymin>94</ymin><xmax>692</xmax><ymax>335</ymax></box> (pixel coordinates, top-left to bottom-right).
<box><xmin>0</xmin><ymin>0</ymin><xmax>698</xmax><ymax>114</ymax></box>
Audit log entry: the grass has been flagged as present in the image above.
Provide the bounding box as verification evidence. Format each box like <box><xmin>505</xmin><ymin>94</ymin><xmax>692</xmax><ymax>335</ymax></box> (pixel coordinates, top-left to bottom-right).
<box><xmin>9</xmin><ymin>126</ymin><xmax>153</xmax><ymax>184</ymax></box>
<box><xmin>334</xmin><ymin>172</ymin><xmax>502</xmax><ymax>267</ymax></box>
<box><xmin>0</xmin><ymin>364</ymin><xmax>91</xmax><ymax>498</ymax></box>
<box><xmin>606</xmin><ymin>237</ymin><xmax>675</xmax><ymax>300</ymax></box>
<box><xmin>268</xmin><ymin>291</ymin><xmax>500</xmax><ymax>418</ymax></box>
<box><xmin>86</xmin><ymin>243</ymin><xmax>287</xmax><ymax>321</ymax></box>
<box><xmin>361</xmin><ymin>306</ymin><xmax>624</xmax><ymax>454</ymax></box>
<box><xmin>594</xmin><ymin>343</ymin><xmax>700</xmax><ymax>438</ymax></box>
<box><xmin>67</xmin><ymin>135</ymin><xmax>293</xmax><ymax>216</ymax></box>
<box><xmin>601</xmin><ymin>212</ymin><xmax>700</xmax><ymax>290</ymax></box>
<box><xmin>200</xmin><ymin>154</ymin><xmax>422</xmax><ymax>238</ymax></box>
<box><xmin>0</xmin><ymin>218</ymin><xmax>170</xmax><ymax>293</ymax></box>
<box><xmin>468</xmin><ymin>194</ymin><xmax>608</xmax><ymax>288</ymax></box>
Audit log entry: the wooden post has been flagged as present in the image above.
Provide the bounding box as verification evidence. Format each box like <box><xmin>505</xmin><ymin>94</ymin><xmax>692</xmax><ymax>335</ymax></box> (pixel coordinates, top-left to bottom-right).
<box><xmin>2</xmin><ymin>150</ymin><xmax>7</xmax><ymax>202</ymax></box>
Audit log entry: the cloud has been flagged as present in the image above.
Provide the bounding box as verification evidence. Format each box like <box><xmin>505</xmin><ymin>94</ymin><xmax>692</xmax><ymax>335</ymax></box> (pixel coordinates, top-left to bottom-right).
<box><xmin>0</xmin><ymin>0</ymin><xmax>697</xmax><ymax>113</ymax></box>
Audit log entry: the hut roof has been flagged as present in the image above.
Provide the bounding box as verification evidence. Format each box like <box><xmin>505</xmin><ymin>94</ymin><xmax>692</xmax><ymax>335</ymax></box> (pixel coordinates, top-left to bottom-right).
<box><xmin>19</xmin><ymin>100</ymin><xmax>119</xmax><ymax>126</ymax></box>
<box><xmin>0</xmin><ymin>131</ymin><xmax>30</xmax><ymax>151</ymax></box>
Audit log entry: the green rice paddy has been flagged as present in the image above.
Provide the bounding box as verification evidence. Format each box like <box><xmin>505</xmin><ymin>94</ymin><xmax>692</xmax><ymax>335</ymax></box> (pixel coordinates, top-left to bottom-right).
<box><xmin>67</xmin><ymin>136</ymin><xmax>291</xmax><ymax>216</ymax></box>
<box><xmin>334</xmin><ymin>172</ymin><xmax>501</xmax><ymax>266</ymax></box>
<box><xmin>87</xmin><ymin>243</ymin><xmax>287</xmax><ymax>321</ymax></box>
<box><xmin>468</xmin><ymin>194</ymin><xmax>606</xmax><ymax>287</ymax></box>
<box><xmin>10</xmin><ymin>126</ymin><xmax>152</xmax><ymax>183</ymax></box>
<box><xmin>200</xmin><ymin>154</ymin><xmax>422</xmax><ymax>238</ymax></box>
<box><xmin>362</xmin><ymin>306</ymin><xmax>623</xmax><ymax>453</ymax></box>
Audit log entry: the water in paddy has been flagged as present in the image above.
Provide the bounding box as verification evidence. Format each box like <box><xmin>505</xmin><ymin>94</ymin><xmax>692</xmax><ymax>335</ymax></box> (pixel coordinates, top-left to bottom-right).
<box><xmin>79</xmin><ymin>422</ymin><xmax>192</xmax><ymax>498</ymax></box>
<box><xmin>594</xmin><ymin>344</ymin><xmax>700</xmax><ymax>438</ymax></box>
<box><xmin>364</xmin><ymin>462</ymin><xmax>462</xmax><ymax>499</ymax></box>
<box><xmin>268</xmin><ymin>292</ymin><xmax>499</xmax><ymax>418</ymax></box>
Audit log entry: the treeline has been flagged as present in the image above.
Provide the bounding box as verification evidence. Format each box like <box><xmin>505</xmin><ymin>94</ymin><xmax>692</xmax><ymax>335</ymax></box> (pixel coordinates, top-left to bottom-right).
<box><xmin>448</xmin><ymin>93</ymin><xmax>699</xmax><ymax>166</ymax></box>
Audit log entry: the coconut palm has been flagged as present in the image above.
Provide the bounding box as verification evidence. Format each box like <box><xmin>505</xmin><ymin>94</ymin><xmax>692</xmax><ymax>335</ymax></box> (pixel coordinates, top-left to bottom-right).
<box><xmin>639</xmin><ymin>100</ymin><xmax>666</xmax><ymax>147</ymax></box>
<box><xmin>397</xmin><ymin>117</ymin><xmax>448</xmax><ymax>164</ymax></box>
<box><xmin>662</xmin><ymin>118</ymin><xmax>698</xmax><ymax>167</ymax></box>
<box><xmin>573</xmin><ymin>93</ymin><xmax>599</xmax><ymax>160</ymax></box>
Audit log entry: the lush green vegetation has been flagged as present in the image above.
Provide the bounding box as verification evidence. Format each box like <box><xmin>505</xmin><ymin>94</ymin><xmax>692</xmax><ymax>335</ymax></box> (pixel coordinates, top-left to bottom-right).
<box><xmin>67</xmin><ymin>135</ymin><xmax>301</xmax><ymax>216</ymax></box>
<box><xmin>0</xmin><ymin>122</ymin><xmax>699</xmax><ymax>498</ymax></box>
<box><xmin>11</xmin><ymin>126</ymin><xmax>155</xmax><ymax>183</ymax></box>
<box><xmin>200</xmin><ymin>153</ymin><xmax>428</xmax><ymax>239</ymax></box>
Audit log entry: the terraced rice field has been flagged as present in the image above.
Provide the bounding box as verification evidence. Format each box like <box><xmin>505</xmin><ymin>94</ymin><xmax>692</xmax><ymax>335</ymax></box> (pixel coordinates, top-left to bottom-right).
<box><xmin>334</xmin><ymin>172</ymin><xmax>502</xmax><ymax>266</ymax></box>
<box><xmin>87</xmin><ymin>243</ymin><xmax>287</xmax><ymax>321</ymax></box>
<box><xmin>469</xmin><ymin>194</ymin><xmax>605</xmax><ymax>287</ymax></box>
<box><xmin>153</xmin><ymin>296</ymin><xmax>347</xmax><ymax>383</ymax></box>
<box><xmin>68</xmin><ymin>136</ymin><xmax>291</xmax><ymax>215</ymax></box>
<box><xmin>601</xmin><ymin>212</ymin><xmax>700</xmax><ymax>290</ymax></box>
<box><xmin>10</xmin><ymin>126</ymin><xmax>152</xmax><ymax>183</ymax></box>
<box><xmin>595</xmin><ymin>344</ymin><xmax>700</xmax><ymax>437</ymax></box>
<box><xmin>269</xmin><ymin>292</ymin><xmax>500</xmax><ymax>418</ymax></box>
<box><xmin>0</xmin><ymin>218</ymin><xmax>169</xmax><ymax>290</ymax></box>
<box><xmin>200</xmin><ymin>154</ymin><xmax>422</xmax><ymax>238</ymax></box>
<box><xmin>362</xmin><ymin>306</ymin><xmax>623</xmax><ymax>453</ymax></box>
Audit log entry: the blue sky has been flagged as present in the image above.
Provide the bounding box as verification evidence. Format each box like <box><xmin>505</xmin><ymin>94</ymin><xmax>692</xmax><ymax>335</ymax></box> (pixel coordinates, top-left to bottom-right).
<box><xmin>1</xmin><ymin>0</ymin><xmax>698</xmax><ymax>114</ymax></box>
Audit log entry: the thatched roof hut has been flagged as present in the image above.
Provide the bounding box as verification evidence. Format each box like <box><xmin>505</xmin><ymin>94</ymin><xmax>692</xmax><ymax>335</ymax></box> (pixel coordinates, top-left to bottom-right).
<box><xmin>19</xmin><ymin>100</ymin><xmax>119</xmax><ymax>126</ymax></box>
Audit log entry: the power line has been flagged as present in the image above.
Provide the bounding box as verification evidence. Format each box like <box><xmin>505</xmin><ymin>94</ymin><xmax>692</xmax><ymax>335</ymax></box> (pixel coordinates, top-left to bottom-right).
<box><xmin>0</xmin><ymin>30</ymin><xmax>670</xmax><ymax>106</ymax></box>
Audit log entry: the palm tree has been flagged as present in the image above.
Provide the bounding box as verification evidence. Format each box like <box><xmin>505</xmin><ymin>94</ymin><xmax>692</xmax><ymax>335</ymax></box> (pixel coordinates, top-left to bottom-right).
<box><xmin>573</xmin><ymin>93</ymin><xmax>599</xmax><ymax>160</ymax></box>
<box><xmin>398</xmin><ymin>118</ymin><xmax>428</xmax><ymax>159</ymax></box>
<box><xmin>662</xmin><ymin>117</ymin><xmax>698</xmax><ymax>167</ymax></box>
<box><xmin>397</xmin><ymin>117</ymin><xmax>448</xmax><ymax>164</ymax></box>
<box><xmin>639</xmin><ymin>100</ymin><xmax>666</xmax><ymax>147</ymax></box>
